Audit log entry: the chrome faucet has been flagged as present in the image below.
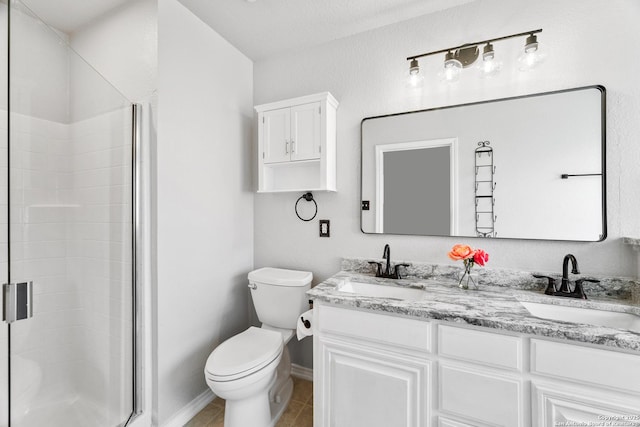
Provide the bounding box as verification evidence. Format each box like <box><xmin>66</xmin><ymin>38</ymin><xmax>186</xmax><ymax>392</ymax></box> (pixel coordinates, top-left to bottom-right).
<box><xmin>368</xmin><ymin>244</ymin><xmax>410</xmax><ymax>279</ymax></box>
<box><xmin>560</xmin><ymin>254</ymin><xmax>580</xmax><ymax>293</ymax></box>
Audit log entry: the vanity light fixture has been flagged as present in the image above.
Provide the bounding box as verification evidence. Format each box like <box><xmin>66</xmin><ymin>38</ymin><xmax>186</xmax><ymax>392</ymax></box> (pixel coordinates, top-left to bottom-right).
<box><xmin>407</xmin><ymin>29</ymin><xmax>543</xmax><ymax>84</ymax></box>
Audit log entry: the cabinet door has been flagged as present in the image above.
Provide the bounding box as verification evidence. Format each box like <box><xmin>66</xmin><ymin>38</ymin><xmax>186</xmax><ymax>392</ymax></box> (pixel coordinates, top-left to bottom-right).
<box><xmin>262</xmin><ymin>107</ymin><xmax>290</xmax><ymax>164</ymax></box>
<box><xmin>532</xmin><ymin>381</ymin><xmax>640</xmax><ymax>427</ymax></box>
<box><xmin>439</xmin><ymin>363</ymin><xmax>525</xmax><ymax>427</ymax></box>
<box><xmin>316</xmin><ymin>335</ymin><xmax>430</xmax><ymax>427</ymax></box>
<box><xmin>290</xmin><ymin>102</ymin><xmax>321</xmax><ymax>161</ymax></box>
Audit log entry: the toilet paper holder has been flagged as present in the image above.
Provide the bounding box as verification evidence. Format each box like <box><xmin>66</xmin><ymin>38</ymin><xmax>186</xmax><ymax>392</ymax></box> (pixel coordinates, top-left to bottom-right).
<box><xmin>300</xmin><ymin>300</ymin><xmax>313</xmax><ymax>328</ymax></box>
<box><xmin>300</xmin><ymin>316</ymin><xmax>311</xmax><ymax>329</ymax></box>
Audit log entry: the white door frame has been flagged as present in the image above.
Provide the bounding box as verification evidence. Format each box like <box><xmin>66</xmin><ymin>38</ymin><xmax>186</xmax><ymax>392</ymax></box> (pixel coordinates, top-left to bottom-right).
<box><xmin>374</xmin><ymin>138</ymin><xmax>458</xmax><ymax>234</ymax></box>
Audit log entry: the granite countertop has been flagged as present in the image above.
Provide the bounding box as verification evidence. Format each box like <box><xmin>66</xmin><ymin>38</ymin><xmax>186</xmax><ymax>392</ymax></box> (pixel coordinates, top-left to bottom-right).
<box><xmin>308</xmin><ymin>270</ymin><xmax>640</xmax><ymax>353</ymax></box>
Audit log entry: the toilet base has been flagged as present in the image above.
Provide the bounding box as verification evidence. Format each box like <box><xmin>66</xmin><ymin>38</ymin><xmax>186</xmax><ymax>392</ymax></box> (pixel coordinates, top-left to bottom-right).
<box><xmin>224</xmin><ymin>387</ymin><xmax>272</xmax><ymax>427</ymax></box>
<box><xmin>268</xmin><ymin>378</ymin><xmax>293</xmax><ymax>427</ymax></box>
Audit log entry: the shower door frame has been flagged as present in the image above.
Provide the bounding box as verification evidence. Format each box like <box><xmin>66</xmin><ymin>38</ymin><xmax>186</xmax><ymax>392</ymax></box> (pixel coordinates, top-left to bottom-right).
<box><xmin>126</xmin><ymin>103</ymin><xmax>143</xmax><ymax>426</ymax></box>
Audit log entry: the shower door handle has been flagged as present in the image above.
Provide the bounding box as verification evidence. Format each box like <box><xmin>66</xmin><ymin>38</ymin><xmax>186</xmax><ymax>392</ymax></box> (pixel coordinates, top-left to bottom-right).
<box><xmin>3</xmin><ymin>281</ymin><xmax>33</xmax><ymax>323</ymax></box>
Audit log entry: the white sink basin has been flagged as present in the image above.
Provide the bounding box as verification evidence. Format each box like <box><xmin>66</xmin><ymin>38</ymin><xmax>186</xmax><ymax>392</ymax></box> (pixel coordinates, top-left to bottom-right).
<box><xmin>336</xmin><ymin>280</ymin><xmax>426</xmax><ymax>301</ymax></box>
<box><xmin>521</xmin><ymin>301</ymin><xmax>640</xmax><ymax>333</ymax></box>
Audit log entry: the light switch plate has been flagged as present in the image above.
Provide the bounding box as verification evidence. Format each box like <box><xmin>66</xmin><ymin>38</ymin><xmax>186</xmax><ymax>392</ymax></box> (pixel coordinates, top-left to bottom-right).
<box><xmin>319</xmin><ymin>220</ymin><xmax>330</xmax><ymax>237</ymax></box>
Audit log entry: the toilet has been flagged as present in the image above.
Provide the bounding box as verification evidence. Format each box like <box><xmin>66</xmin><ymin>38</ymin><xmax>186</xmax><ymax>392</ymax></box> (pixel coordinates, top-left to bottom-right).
<box><xmin>204</xmin><ymin>267</ymin><xmax>312</xmax><ymax>427</ymax></box>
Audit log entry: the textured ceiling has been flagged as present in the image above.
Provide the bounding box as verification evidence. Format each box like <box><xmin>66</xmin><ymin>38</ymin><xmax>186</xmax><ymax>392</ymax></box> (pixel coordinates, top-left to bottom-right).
<box><xmin>21</xmin><ymin>0</ymin><xmax>133</xmax><ymax>33</ymax></box>
<box><xmin>178</xmin><ymin>0</ymin><xmax>476</xmax><ymax>61</ymax></box>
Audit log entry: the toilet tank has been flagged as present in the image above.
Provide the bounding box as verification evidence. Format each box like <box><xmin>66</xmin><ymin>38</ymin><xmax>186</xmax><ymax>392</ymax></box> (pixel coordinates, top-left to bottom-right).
<box><xmin>248</xmin><ymin>267</ymin><xmax>313</xmax><ymax>329</ymax></box>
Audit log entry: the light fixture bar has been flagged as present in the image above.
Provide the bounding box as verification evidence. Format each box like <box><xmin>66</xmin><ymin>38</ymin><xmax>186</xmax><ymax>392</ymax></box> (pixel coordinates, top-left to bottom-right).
<box><xmin>406</xmin><ymin>29</ymin><xmax>542</xmax><ymax>61</ymax></box>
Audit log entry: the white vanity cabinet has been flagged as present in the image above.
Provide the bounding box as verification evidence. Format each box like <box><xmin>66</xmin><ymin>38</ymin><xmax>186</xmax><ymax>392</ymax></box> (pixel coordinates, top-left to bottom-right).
<box><xmin>313</xmin><ymin>303</ymin><xmax>640</xmax><ymax>427</ymax></box>
<box><xmin>255</xmin><ymin>92</ymin><xmax>338</xmax><ymax>192</ymax></box>
<box><xmin>314</xmin><ymin>304</ymin><xmax>432</xmax><ymax>427</ymax></box>
<box><xmin>436</xmin><ymin>325</ymin><xmax>527</xmax><ymax>426</ymax></box>
<box><xmin>530</xmin><ymin>340</ymin><xmax>640</xmax><ymax>426</ymax></box>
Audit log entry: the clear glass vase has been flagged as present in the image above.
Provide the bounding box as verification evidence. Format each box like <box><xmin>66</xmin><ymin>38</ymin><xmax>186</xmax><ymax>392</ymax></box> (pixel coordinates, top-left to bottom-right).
<box><xmin>458</xmin><ymin>263</ymin><xmax>478</xmax><ymax>290</ymax></box>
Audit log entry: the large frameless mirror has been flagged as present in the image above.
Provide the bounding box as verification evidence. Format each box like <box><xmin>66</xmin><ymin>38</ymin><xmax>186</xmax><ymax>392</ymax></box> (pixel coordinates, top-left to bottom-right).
<box><xmin>361</xmin><ymin>86</ymin><xmax>606</xmax><ymax>241</ymax></box>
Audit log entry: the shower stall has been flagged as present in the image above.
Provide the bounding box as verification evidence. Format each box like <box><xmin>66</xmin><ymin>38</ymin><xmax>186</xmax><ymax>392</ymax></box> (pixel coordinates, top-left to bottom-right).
<box><xmin>0</xmin><ymin>0</ymin><xmax>140</xmax><ymax>425</ymax></box>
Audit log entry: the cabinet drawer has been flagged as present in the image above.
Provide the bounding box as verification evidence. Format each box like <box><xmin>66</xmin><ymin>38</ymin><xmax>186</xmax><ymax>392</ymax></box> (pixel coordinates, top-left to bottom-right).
<box><xmin>317</xmin><ymin>305</ymin><xmax>432</xmax><ymax>353</ymax></box>
<box><xmin>439</xmin><ymin>364</ymin><xmax>525</xmax><ymax>427</ymax></box>
<box><xmin>438</xmin><ymin>324</ymin><xmax>522</xmax><ymax>371</ymax></box>
<box><xmin>531</xmin><ymin>339</ymin><xmax>640</xmax><ymax>394</ymax></box>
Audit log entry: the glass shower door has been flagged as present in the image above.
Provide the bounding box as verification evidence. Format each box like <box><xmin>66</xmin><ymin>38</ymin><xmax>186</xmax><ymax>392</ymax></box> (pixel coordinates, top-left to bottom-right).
<box><xmin>6</xmin><ymin>1</ymin><xmax>135</xmax><ymax>425</ymax></box>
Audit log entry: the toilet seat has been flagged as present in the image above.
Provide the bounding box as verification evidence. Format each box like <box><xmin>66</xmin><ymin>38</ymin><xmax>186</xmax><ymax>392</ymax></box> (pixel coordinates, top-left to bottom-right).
<box><xmin>205</xmin><ymin>327</ymin><xmax>283</xmax><ymax>382</ymax></box>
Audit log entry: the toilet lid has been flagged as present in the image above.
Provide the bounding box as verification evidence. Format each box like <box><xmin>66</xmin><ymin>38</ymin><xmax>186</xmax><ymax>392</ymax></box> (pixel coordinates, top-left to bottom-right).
<box><xmin>205</xmin><ymin>327</ymin><xmax>283</xmax><ymax>381</ymax></box>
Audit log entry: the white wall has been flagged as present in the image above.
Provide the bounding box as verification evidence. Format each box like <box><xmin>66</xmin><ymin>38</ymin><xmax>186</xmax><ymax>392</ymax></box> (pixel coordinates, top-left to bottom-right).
<box><xmin>7</xmin><ymin>2</ymin><xmax>70</xmax><ymax>123</ymax></box>
<box><xmin>156</xmin><ymin>0</ymin><xmax>254</xmax><ymax>424</ymax></box>
<box><xmin>67</xmin><ymin>107</ymin><xmax>134</xmax><ymax>425</ymax></box>
<box><xmin>69</xmin><ymin>0</ymin><xmax>157</xmax><ymax>104</ymax></box>
<box><xmin>254</xmin><ymin>0</ymin><xmax>640</xmax><ymax>368</ymax></box>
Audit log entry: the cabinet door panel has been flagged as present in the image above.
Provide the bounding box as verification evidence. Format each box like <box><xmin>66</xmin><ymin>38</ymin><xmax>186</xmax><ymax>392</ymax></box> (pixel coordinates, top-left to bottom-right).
<box><xmin>439</xmin><ymin>363</ymin><xmax>525</xmax><ymax>427</ymax></box>
<box><xmin>532</xmin><ymin>381</ymin><xmax>640</xmax><ymax>427</ymax></box>
<box><xmin>317</xmin><ymin>335</ymin><xmax>430</xmax><ymax>427</ymax></box>
<box><xmin>263</xmin><ymin>108</ymin><xmax>290</xmax><ymax>164</ymax></box>
<box><xmin>290</xmin><ymin>102</ymin><xmax>320</xmax><ymax>161</ymax></box>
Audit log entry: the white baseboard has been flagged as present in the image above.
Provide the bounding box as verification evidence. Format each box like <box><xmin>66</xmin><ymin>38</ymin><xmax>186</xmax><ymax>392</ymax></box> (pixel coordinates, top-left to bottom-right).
<box><xmin>291</xmin><ymin>363</ymin><xmax>313</xmax><ymax>382</ymax></box>
<box><xmin>162</xmin><ymin>388</ymin><xmax>215</xmax><ymax>427</ymax></box>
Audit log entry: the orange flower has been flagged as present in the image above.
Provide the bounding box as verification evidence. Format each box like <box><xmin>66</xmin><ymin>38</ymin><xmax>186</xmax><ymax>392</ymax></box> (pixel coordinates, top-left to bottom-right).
<box><xmin>448</xmin><ymin>244</ymin><xmax>475</xmax><ymax>261</ymax></box>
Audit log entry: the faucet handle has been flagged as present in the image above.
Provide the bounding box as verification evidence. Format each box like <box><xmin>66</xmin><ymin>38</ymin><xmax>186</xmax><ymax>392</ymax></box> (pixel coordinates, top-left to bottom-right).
<box><xmin>576</xmin><ymin>278</ymin><xmax>600</xmax><ymax>284</ymax></box>
<box><xmin>393</xmin><ymin>263</ymin><xmax>410</xmax><ymax>279</ymax></box>
<box><xmin>573</xmin><ymin>278</ymin><xmax>599</xmax><ymax>300</ymax></box>
<box><xmin>533</xmin><ymin>274</ymin><xmax>557</xmax><ymax>295</ymax></box>
<box><xmin>368</xmin><ymin>261</ymin><xmax>382</xmax><ymax>277</ymax></box>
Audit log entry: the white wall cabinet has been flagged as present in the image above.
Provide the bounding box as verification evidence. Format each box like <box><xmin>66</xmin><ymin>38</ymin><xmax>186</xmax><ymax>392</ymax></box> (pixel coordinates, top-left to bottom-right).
<box><xmin>256</xmin><ymin>92</ymin><xmax>338</xmax><ymax>192</ymax></box>
<box><xmin>313</xmin><ymin>303</ymin><xmax>640</xmax><ymax>427</ymax></box>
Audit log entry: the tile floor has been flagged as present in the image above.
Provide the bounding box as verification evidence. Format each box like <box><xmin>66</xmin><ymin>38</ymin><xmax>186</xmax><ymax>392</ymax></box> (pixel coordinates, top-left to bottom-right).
<box><xmin>184</xmin><ymin>376</ymin><xmax>313</xmax><ymax>427</ymax></box>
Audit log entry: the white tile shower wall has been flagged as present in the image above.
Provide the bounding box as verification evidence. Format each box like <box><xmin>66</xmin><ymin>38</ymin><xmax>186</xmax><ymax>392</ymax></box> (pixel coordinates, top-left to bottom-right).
<box><xmin>0</xmin><ymin>106</ymin><xmax>132</xmax><ymax>425</ymax></box>
<box><xmin>5</xmin><ymin>111</ymin><xmax>82</xmax><ymax>415</ymax></box>
<box><xmin>67</xmin><ymin>107</ymin><xmax>133</xmax><ymax>426</ymax></box>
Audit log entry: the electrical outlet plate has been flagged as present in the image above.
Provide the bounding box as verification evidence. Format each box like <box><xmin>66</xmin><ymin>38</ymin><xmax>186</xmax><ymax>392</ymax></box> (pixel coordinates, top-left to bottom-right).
<box><xmin>319</xmin><ymin>220</ymin><xmax>330</xmax><ymax>237</ymax></box>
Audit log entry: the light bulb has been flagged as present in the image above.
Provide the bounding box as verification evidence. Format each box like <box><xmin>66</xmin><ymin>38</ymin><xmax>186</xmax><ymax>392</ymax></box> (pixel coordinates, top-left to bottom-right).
<box><xmin>406</xmin><ymin>58</ymin><xmax>424</xmax><ymax>88</ymax></box>
<box><xmin>518</xmin><ymin>33</ymin><xmax>545</xmax><ymax>71</ymax></box>
<box><xmin>481</xmin><ymin>59</ymin><xmax>502</xmax><ymax>77</ymax></box>
<box><xmin>479</xmin><ymin>42</ymin><xmax>501</xmax><ymax>77</ymax></box>
<box><xmin>442</xmin><ymin>51</ymin><xmax>462</xmax><ymax>82</ymax></box>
